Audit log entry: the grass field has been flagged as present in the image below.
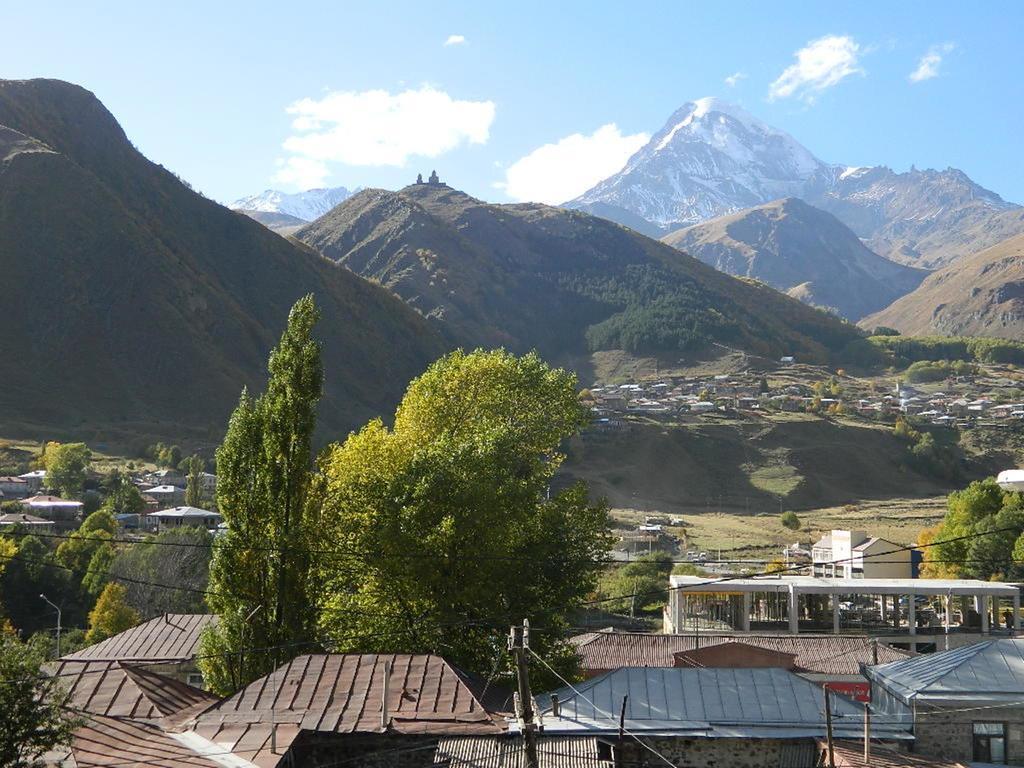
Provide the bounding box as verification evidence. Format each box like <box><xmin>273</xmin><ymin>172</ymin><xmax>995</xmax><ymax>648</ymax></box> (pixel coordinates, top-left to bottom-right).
<box><xmin>610</xmin><ymin>496</ymin><xmax>947</xmax><ymax>560</ymax></box>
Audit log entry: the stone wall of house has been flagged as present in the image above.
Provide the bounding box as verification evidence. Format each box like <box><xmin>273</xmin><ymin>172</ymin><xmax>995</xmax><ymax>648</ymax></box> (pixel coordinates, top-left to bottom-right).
<box><xmin>296</xmin><ymin>734</ymin><xmax>439</xmax><ymax>768</ymax></box>
<box><xmin>620</xmin><ymin>737</ymin><xmax>819</xmax><ymax>768</ymax></box>
<box><xmin>912</xmin><ymin>704</ymin><xmax>1024</xmax><ymax>765</ymax></box>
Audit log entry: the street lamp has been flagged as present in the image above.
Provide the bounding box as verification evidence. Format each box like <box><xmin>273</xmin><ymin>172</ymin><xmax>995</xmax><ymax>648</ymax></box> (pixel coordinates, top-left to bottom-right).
<box><xmin>39</xmin><ymin>593</ymin><xmax>61</xmax><ymax>658</ymax></box>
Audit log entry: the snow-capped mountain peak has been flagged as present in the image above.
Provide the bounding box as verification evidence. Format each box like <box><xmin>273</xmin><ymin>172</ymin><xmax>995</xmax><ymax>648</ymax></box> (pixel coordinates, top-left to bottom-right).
<box><xmin>231</xmin><ymin>186</ymin><xmax>356</xmax><ymax>221</ymax></box>
<box><xmin>570</xmin><ymin>97</ymin><xmax>826</xmax><ymax>229</ymax></box>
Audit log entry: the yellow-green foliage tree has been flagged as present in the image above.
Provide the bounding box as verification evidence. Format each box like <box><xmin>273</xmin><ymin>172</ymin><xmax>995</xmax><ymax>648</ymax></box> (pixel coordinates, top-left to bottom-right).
<box><xmin>55</xmin><ymin>509</ymin><xmax>116</xmax><ymax>574</ymax></box>
<box><xmin>314</xmin><ymin>349</ymin><xmax>611</xmax><ymax>678</ymax></box>
<box><xmin>926</xmin><ymin>479</ymin><xmax>1024</xmax><ymax>580</ymax></box>
<box><xmin>86</xmin><ymin>582</ymin><xmax>139</xmax><ymax>644</ymax></box>
<box><xmin>200</xmin><ymin>296</ymin><xmax>323</xmax><ymax>695</ymax></box>
<box><xmin>42</xmin><ymin>442</ymin><xmax>92</xmax><ymax>499</ymax></box>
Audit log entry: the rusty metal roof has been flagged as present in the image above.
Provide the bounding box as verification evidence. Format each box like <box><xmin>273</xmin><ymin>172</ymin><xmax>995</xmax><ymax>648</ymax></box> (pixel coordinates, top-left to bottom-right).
<box><xmin>48</xmin><ymin>660</ymin><xmax>218</xmax><ymax>724</ymax></box>
<box><xmin>571</xmin><ymin>631</ymin><xmax>909</xmax><ymax>676</ymax></box>
<box><xmin>62</xmin><ymin>613</ymin><xmax>215</xmax><ymax>662</ymax></box>
<box><xmin>62</xmin><ymin>714</ymin><xmax>223</xmax><ymax>767</ymax></box>
<box><xmin>195</xmin><ymin>654</ymin><xmax>503</xmax><ymax>737</ymax></box>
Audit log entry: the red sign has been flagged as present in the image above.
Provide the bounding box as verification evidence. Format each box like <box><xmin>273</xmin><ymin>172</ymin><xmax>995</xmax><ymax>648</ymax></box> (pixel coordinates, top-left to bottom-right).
<box><xmin>824</xmin><ymin>681</ymin><xmax>870</xmax><ymax>702</ymax></box>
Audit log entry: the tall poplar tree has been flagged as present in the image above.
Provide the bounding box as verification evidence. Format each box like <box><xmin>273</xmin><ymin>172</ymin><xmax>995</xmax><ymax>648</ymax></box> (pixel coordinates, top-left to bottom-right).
<box><xmin>198</xmin><ymin>295</ymin><xmax>324</xmax><ymax>695</ymax></box>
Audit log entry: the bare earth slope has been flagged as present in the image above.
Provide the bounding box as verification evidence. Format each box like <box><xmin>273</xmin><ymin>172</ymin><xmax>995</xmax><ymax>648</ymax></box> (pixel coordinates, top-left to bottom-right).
<box><xmin>662</xmin><ymin>198</ymin><xmax>927</xmax><ymax>320</ymax></box>
<box><xmin>862</xmin><ymin>232</ymin><xmax>1024</xmax><ymax>338</ymax></box>
<box><xmin>0</xmin><ymin>79</ymin><xmax>444</xmax><ymax>443</ymax></box>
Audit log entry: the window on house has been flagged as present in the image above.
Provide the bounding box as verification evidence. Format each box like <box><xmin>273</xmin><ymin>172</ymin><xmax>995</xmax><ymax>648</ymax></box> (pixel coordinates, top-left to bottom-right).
<box><xmin>973</xmin><ymin>722</ymin><xmax>1006</xmax><ymax>763</ymax></box>
<box><xmin>187</xmin><ymin>672</ymin><xmax>205</xmax><ymax>689</ymax></box>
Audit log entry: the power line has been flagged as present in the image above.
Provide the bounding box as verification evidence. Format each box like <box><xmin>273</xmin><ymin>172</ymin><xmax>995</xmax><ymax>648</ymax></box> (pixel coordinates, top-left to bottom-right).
<box><xmin>528</xmin><ymin>647</ymin><xmax>680</xmax><ymax>768</ymax></box>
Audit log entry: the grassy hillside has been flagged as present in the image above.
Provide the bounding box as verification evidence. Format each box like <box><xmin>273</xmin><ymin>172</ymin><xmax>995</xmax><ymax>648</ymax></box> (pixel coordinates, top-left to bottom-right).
<box><xmin>862</xmin><ymin>233</ymin><xmax>1024</xmax><ymax>338</ymax></box>
<box><xmin>559</xmin><ymin>416</ymin><xmax>991</xmax><ymax>517</ymax></box>
<box><xmin>296</xmin><ymin>184</ymin><xmax>863</xmax><ymax>366</ymax></box>
<box><xmin>0</xmin><ymin>79</ymin><xmax>445</xmax><ymax>446</ymax></box>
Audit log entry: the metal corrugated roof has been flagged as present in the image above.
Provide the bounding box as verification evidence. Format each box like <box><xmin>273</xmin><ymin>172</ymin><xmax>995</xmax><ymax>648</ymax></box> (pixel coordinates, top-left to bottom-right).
<box><xmin>47</xmin><ymin>660</ymin><xmax>218</xmax><ymax>723</ymax></box>
<box><xmin>866</xmin><ymin>637</ymin><xmax>1024</xmax><ymax>704</ymax></box>
<box><xmin>63</xmin><ymin>714</ymin><xmax>223</xmax><ymax>767</ymax></box>
<box><xmin>571</xmin><ymin>632</ymin><xmax>908</xmax><ymax>675</ymax></box>
<box><xmin>434</xmin><ymin>736</ymin><xmax>609</xmax><ymax>767</ymax></box>
<box><xmin>536</xmin><ymin>667</ymin><xmax>909</xmax><ymax>740</ymax></box>
<box><xmin>62</xmin><ymin>614</ymin><xmax>215</xmax><ymax>662</ymax></box>
<box><xmin>196</xmin><ymin>654</ymin><xmax>503</xmax><ymax>736</ymax></box>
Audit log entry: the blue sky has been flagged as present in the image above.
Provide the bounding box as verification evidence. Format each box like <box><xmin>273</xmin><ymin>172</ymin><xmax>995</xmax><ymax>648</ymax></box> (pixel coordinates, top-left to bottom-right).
<box><xmin>3</xmin><ymin>1</ymin><xmax>1021</xmax><ymax>205</ymax></box>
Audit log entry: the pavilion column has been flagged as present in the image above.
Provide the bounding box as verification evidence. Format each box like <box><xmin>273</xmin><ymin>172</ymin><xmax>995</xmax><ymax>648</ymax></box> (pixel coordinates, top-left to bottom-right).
<box><xmin>741</xmin><ymin>592</ymin><xmax>751</xmax><ymax>632</ymax></box>
<box><xmin>981</xmin><ymin>595</ymin><xmax>989</xmax><ymax>635</ymax></box>
<box><xmin>1014</xmin><ymin>592</ymin><xmax>1021</xmax><ymax>632</ymax></box>
<box><xmin>832</xmin><ymin>593</ymin><xmax>840</xmax><ymax>634</ymax></box>
<box><xmin>880</xmin><ymin>595</ymin><xmax>888</xmax><ymax>624</ymax></box>
<box><xmin>908</xmin><ymin>593</ymin><xmax>916</xmax><ymax>636</ymax></box>
<box><xmin>788</xmin><ymin>585</ymin><xmax>799</xmax><ymax>635</ymax></box>
<box><xmin>944</xmin><ymin>593</ymin><xmax>953</xmax><ymax>634</ymax></box>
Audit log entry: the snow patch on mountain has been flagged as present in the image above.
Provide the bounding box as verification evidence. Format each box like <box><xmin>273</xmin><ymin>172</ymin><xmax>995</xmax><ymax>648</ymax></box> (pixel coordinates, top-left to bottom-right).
<box><xmin>231</xmin><ymin>186</ymin><xmax>356</xmax><ymax>221</ymax></box>
<box><xmin>569</xmin><ymin>98</ymin><xmax>826</xmax><ymax>228</ymax></box>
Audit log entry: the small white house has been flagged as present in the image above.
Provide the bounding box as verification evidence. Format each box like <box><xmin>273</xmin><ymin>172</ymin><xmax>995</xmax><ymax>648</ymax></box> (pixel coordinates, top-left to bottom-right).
<box><xmin>146</xmin><ymin>485</ymin><xmax>185</xmax><ymax>507</ymax></box>
<box><xmin>147</xmin><ymin>506</ymin><xmax>222</xmax><ymax>532</ymax></box>
<box><xmin>21</xmin><ymin>495</ymin><xmax>83</xmax><ymax>521</ymax></box>
<box><xmin>811</xmin><ymin>529</ymin><xmax>916</xmax><ymax>579</ymax></box>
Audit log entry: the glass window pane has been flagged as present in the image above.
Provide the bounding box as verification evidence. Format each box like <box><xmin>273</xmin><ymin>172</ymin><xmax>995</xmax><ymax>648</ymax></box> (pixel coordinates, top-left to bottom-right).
<box><xmin>974</xmin><ymin>722</ymin><xmax>1005</xmax><ymax>735</ymax></box>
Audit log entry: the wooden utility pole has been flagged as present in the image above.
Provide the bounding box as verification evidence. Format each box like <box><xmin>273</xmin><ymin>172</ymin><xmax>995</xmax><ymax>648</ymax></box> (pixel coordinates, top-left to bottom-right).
<box><xmin>824</xmin><ymin>687</ymin><xmax>836</xmax><ymax>768</ymax></box>
<box><xmin>863</xmin><ymin>701</ymin><xmax>871</xmax><ymax>765</ymax></box>
<box><xmin>509</xmin><ymin>620</ymin><xmax>540</xmax><ymax>768</ymax></box>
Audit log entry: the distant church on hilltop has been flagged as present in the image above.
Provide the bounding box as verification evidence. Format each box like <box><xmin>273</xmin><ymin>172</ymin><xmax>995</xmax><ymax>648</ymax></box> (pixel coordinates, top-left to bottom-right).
<box><xmin>415</xmin><ymin>170</ymin><xmax>446</xmax><ymax>186</ymax></box>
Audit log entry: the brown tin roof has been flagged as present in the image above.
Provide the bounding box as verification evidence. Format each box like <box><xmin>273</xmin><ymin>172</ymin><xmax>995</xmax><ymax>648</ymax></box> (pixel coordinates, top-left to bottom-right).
<box><xmin>62</xmin><ymin>613</ymin><xmax>215</xmax><ymax>663</ymax></box>
<box><xmin>48</xmin><ymin>660</ymin><xmax>218</xmax><ymax>724</ymax></box>
<box><xmin>63</xmin><ymin>714</ymin><xmax>221</xmax><ymax>767</ymax></box>
<box><xmin>196</xmin><ymin>654</ymin><xmax>504</xmax><ymax>736</ymax></box>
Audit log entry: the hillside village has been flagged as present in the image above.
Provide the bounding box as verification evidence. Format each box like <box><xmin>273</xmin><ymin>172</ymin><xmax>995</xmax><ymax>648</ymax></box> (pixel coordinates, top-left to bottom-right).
<box><xmin>6</xmin><ymin>5</ymin><xmax>1024</xmax><ymax>766</ymax></box>
<box><xmin>588</xmin><ymin>361</ymin><xmax>1024</xmax><ymax>429</ymax></box>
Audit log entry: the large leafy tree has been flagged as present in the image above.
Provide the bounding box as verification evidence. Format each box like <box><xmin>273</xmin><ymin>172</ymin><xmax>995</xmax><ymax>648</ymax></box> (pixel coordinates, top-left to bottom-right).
<box><xmin>110</xmin><ymin>526</ymin><xmax>212</xmax><ymax>617</ymax></box>
<box><xmin>314</xmin><ymin>349</ymin><xmax>611</xmax><ymax>677</ymax></box>
<box><xmin>184</xmin><ymin>455</ymin><xmax>205</xmax><ymax>507</ymax></box>
<box><xmin>0</xmin><ymin>536</ymin><xmax>80</xmax><ymax>636</ymax></box>
<box><xmin>86</xmin><ymin>582</ymin><xmax>139</xmax><ymax>644</ymax></box>
<box><xmin>55</xmin><ymin>509</ymin><xmax>116</xmax><ymax>575</ymax></box>
<box><xmin>100</xmin><ymin>470</ymin><xmax>146</xmax><ymax>516</ymax></box>
<box><xmin>0</xmin><ymin>633</ymin><xmax>77</xmax><ymax>767</ymax></box>
<box><xmin>199</xmin><ymin>295</ymin><xmax>323</xmax><ymax>695</ymax></box>
<box><xmin>42</xmin><ymin>442</ymin><xmax>92</xmax><ymax>499</ymax></box>
<box><xmin>925</xmin><ymin>479</ymin><xmax>1024</xmax><ymax>579</ymax></box>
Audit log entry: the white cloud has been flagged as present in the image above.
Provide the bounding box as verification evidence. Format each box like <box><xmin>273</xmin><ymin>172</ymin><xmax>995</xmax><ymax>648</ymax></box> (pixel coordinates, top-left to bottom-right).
<box><xmin>768</xmin><ymin>35</ymin><xmax>863</xmax><ymax>102</ymax></box>
<box><xmin>273</xmin><ymin>156</ymin><xmax>331</xmax><ymax>188</ymax></box>
<box><xmin>444</xmin><ymin>34</ymin><xmax>466</xmax><ymax>46</ymax></box>
<box><xmin>274</xmin><ymin>86</ymin><xmax>495</xmax><ymax>184</ymax></box>
<box><xmin>497</xmin><ymin>124</ymin><xmax>649</xmax><ymax>204</ymax></box>
<box><xmin>724</xmin><ymin>71</ymin><xmax>747</xmax><ymax>88</ymax></box>
<box><xmin>909</xmin><ymin>42</ymin><xmax>956</xmax><ymax>83</ymax></box>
